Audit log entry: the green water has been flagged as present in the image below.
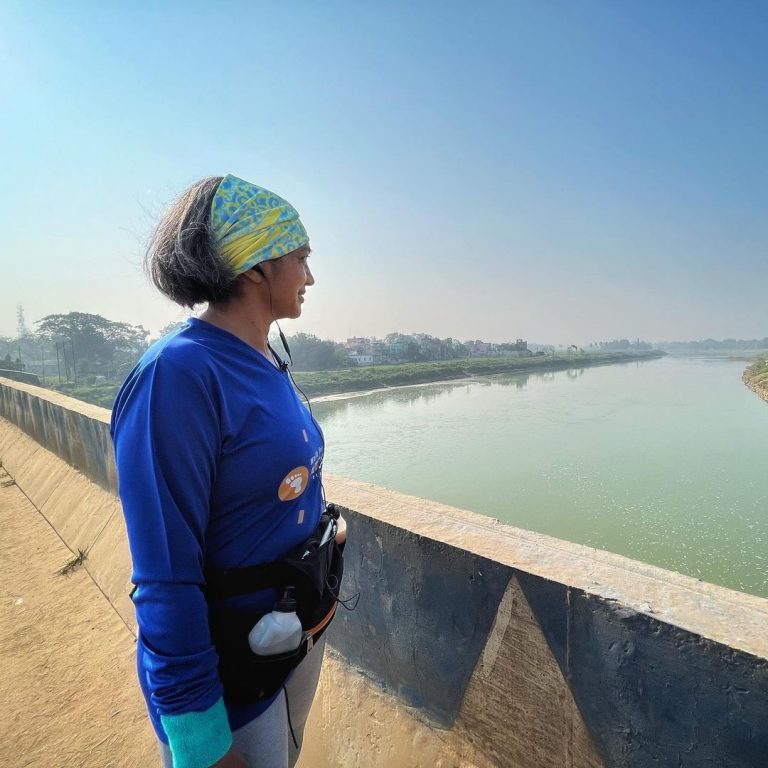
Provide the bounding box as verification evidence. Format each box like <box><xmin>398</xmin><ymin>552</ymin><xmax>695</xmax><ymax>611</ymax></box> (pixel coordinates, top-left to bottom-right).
<box><xmin>313</xmin><ymin>357</ymin><xmax>768</xmax><ymax>598</ymax></box>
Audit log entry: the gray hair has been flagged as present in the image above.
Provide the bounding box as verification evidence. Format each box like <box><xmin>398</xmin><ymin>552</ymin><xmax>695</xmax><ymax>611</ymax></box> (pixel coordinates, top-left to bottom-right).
<box><xmin>145</xmin><ymin>176</ymin><xmax>242</xmax><ymax>307</ymax></box>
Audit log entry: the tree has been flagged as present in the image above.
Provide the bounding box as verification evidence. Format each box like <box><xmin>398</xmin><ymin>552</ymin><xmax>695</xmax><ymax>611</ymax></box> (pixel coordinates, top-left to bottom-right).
<box><xmin>404</xmin><ymin>341</ymin><xmax>426</xmax><ymax>362</ymax></box>
<box><xmin>282</xmin><ymin>333</ymin><xmax>347</xmax><ymax>371</ymax></box>
<box><xmin>35</xmin><ymin>312</ymin><xmax>148</xmax><ymax>379</ymax></box>
<box><xmin>0</xmin><ymin>337</ymin><xmax>15</xmax><ymax>361</ymax></box>
<box><xmin>0</xmin><ymin>349</ymin><xmax>24</xmax><ymax>371</ymax></box>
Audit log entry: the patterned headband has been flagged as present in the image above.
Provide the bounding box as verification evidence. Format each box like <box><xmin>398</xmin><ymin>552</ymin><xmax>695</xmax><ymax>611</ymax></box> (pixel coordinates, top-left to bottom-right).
<box><xmin>210</xmin><ymin>174</ymin><xmax>309</xmax><ymax>274</ymax></box>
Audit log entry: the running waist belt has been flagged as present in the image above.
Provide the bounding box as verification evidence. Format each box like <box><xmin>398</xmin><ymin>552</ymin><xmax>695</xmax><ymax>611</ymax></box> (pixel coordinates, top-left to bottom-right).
<box><xmin>205</xmin><ymin>507</ymin><xmax>345</xmax><ymax>704</ymax></box>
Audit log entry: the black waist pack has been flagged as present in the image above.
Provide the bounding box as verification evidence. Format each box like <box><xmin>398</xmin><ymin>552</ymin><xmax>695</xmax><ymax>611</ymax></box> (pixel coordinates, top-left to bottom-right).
<box><xmin>205</xmin><ymin>510</ymin><xmax>345</xmax><ymax>704</ymax></box>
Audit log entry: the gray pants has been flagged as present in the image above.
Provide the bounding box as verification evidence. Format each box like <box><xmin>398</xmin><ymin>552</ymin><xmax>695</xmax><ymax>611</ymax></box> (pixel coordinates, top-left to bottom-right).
<box><xmin>160</xmin><ymin>636</ymin><xmax>325</xmax><ymax>768</ymax></box>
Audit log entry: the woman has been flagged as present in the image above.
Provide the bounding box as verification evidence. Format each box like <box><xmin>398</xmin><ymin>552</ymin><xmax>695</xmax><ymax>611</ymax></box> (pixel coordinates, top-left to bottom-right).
<box><xmin>111</xmin><ymin>175</ymin><xmax>341</xmax><ymax>768</ymax></box>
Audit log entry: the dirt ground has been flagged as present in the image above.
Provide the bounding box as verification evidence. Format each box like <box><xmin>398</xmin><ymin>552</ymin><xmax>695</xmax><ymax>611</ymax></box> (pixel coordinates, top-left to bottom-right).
<box><xmin>0</xmin><ymin>464</ymin><xmax>157</xmax><ymax>767</ymax></box>
<box><xmin>0</xmin><ymin>459</ymin><xmax>337</xmax><ymax>768</ymax></box>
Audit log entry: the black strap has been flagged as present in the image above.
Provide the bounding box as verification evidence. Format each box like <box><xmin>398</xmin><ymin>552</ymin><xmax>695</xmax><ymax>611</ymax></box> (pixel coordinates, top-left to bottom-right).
<box><xmin>205</xmin><ymin>560</ymin><xmax>283</xmax><ymax>598</ymax></box>
<box><xmin>204</xmin><ymin>506</ymin><xmax>341</xmax><ymax>599</ymax></box>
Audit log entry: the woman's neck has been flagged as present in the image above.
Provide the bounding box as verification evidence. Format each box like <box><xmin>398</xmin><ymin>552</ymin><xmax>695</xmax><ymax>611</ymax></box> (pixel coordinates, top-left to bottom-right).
<box><xmin>200</xmin><ymin>302</ymin><xmax>274</xmax><ymax>361</ymax></box>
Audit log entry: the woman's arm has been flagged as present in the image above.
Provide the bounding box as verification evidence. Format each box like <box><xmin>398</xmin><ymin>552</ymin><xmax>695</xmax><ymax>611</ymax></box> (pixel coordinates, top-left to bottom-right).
<box><xmin>112</xmin><ymin>354</ymin><xmax>232</xmax><ymax>768</ymax></box>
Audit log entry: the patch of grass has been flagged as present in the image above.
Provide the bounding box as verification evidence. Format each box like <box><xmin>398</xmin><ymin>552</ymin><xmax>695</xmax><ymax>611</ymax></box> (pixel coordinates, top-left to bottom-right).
<box><xmin>50</xmin><ymin>383</ymin><xmax>121</xmax><ymax>409</ymax></box>
<box><xmin>57</xmin><ymin>547</ymin><xmax>89</xmax><ymax>576</ymax></box>
<box><xmin>746</xmin><ymin>359</ymin><xmax>768</xmax><ymax>378</ymax></box>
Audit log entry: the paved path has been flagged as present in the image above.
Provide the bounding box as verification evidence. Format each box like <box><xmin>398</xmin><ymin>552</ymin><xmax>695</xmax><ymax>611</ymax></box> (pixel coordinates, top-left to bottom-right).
<box><xmin>0</xmin><ymin>463</ymin><xmax>156</xmax><ymax>767</ymax></box>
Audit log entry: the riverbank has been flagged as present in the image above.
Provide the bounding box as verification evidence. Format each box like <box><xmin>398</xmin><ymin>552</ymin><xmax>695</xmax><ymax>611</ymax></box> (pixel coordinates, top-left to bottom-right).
<box><xmin>743</xmin><ymin>359</ymin><xmax>768</xmax><ymax>404</ymax></box>
<box><xmin>48</xmin><ymin>350</ymin><xmax>664</xmax><ymax>409</ymax></box>
<box><xmin>291</xmin><ymin>349</ymin><xmax>664</xmax><ymax>398</ymax></box>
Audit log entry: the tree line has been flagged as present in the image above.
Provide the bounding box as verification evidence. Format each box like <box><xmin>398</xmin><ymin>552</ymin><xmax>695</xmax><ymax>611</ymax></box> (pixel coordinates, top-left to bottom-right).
<box><xmin>1</xmin><ymin>309</ymin><xmax>529</xmax><ymax>385</ymax></box>
<box><xmin>6</xmin><ymin>307</ymin><xmax>760</xmax><ymax>388</ymax></box>
<box><xmin>0</xmin><ymin>310</ymin><xmax>364</xmax><ymax>384</ymax></box>
<box><xmin>0</xmin><ymin>309</ymin><xmax>150</xmax><ymax>384</ymax></box>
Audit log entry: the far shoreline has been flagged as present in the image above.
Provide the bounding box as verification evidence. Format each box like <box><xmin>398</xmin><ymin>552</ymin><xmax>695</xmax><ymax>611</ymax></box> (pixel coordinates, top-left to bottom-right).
<box><xmin>294</xmin><ymin>350</ymin><xmax>665</xmax><ymax>402</ymax></box>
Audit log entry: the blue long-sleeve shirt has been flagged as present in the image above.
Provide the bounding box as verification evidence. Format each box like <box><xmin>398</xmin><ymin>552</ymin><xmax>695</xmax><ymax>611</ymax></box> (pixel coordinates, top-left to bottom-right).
<box><xmin>110</xmin><ymin>318</ymin><xmax>324</xmax><ymax>767</ymax></box>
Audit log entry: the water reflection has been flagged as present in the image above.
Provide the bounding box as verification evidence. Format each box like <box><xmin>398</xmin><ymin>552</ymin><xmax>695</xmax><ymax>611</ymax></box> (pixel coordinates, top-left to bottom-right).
<box><xmin>314</xmin><ymin>380</ymin><xmax>469</xmax><ymax>419</ymax></box>
<box><xmin>315</xmin><ymin>365</ymin><xmax>599</xmax><ymax>422</ymax></box>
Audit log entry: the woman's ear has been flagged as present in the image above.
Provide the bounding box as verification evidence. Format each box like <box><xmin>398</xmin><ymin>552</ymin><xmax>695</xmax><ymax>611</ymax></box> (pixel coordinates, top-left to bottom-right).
<box><xmin>242</xmin><ymin>266</ymin><xmax>264</xmax><ymax>285</ymax></box>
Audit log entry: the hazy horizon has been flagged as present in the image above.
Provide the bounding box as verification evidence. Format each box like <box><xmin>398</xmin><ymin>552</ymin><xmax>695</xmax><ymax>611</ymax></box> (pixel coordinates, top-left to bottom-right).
<box><xmin>2</xmin><ymin>2</ymin><xmax>766</xmax><ymax>346</ymax></box>
<box><xmin>5</xmin><ymin>304</ymin><xmax>768</xmax><ymax>350</ymax></box>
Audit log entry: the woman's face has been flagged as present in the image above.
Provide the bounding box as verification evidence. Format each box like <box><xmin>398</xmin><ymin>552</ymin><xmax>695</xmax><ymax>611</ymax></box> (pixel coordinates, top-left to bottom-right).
<box><xmin>262</xmin><ymin>245</ymin><xmax>315</xmax><ymax>319</ymax></box>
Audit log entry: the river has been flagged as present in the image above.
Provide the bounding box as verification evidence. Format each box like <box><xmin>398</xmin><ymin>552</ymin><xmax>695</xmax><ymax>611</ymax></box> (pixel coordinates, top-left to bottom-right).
<box><xmin>313</xmin><ymin>356</ymin><xmax>768</xmax><ymax>598</ymax></box>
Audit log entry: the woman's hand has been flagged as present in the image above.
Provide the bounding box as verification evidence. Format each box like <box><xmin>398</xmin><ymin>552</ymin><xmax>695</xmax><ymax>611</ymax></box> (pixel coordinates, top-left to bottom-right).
<box><xmin>211</xmin><ymin>747</ymin><xmax>248</xmax><ymax>768</ymax></box>
<box><xmin>335</xmin><ymin>514</ymin><xmax>347</xmax><ymax>545</ymax></box>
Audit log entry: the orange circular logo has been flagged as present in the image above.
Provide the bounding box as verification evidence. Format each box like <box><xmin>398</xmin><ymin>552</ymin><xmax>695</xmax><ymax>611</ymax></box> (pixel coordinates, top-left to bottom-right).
<box><xmin>278</xmin><ymin>466</ymin><xmax>309</xmax><ymax>501</ymax></box>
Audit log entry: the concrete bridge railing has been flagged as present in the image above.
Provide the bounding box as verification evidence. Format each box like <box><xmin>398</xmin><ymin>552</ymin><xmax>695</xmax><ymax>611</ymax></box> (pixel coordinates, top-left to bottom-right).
<box><xmin>1</xmin><ymin>376</ymin><xmax>766</xmax><ymax>767</ymax></box>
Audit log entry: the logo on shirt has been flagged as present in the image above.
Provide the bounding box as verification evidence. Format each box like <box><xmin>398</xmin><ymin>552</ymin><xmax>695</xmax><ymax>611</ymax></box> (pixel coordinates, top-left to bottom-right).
<box><xmin>278</xmin><ymin>466</ymin><xmax>309</xmax><ymax>501</ymax></box>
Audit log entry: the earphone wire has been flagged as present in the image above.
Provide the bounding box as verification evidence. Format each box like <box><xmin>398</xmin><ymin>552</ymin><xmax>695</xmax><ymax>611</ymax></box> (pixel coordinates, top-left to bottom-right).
<box><xmin>272</xmin><ymin>320</ymin><xmax>329</xmax><ymax>512</ymax></box>
<box><xmin>276</xmin><ymin>321</ymin><xmax>293</xmax><ymax>369</ymax></box>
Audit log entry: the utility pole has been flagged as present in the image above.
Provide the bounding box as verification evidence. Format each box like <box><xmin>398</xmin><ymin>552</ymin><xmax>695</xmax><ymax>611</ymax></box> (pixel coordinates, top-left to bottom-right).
<box><xmin>62</xmin><ymin>342</ymin><xmax>70</xmax><ymax>383</ymax></box>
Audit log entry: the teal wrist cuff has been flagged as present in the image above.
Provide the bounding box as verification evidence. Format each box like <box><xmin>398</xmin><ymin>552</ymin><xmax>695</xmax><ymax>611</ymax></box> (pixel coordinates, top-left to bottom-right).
<box><xmin>161</xmin><ymin>698</ymin><xmax>232</xmax><ymax>768</ymax></box>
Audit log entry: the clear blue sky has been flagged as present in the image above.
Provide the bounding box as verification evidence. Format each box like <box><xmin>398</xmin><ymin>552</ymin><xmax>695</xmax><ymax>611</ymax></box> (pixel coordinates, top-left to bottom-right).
<box><xmin>1</xmin><ymin>1</ymin><xmax>766</xmax><ymax>344</ymax></box>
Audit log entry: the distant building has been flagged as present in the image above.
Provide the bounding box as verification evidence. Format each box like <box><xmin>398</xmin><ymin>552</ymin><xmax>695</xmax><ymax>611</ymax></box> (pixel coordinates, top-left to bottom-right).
<box><xmin>497</xmin><ymin>339</ymin><xmax>532</xmax><ymax>357</ymax></box>
<box><xmin>383</xmin><ymin>333</ymin><xmax>409</xmax><ymax>359</ymax></box>
<box><xmin>346</xmin><ymin>334</ymin><xmax>531</xmax><ymax>363</ymax></box>
<box><xmin>344</xmin><ymin>337</ymin><xmax>369</xmax><ymax>353</ymax></box>
<box><xmin>347</xmin><ymin>352</ymin><xmax>374</xmax><ymax>366</ymax></box>
<box><xmin>466</xmin><ymin>340</ymin><xmax>492</xmax><ymax>357</ymax></box>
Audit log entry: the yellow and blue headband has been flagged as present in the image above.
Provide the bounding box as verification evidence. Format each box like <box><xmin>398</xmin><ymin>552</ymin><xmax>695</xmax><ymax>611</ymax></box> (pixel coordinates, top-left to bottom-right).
<box><xmin>210</xmin><ymin>174</ymin><xmax>309</xmax><ymax>275</ymax></box>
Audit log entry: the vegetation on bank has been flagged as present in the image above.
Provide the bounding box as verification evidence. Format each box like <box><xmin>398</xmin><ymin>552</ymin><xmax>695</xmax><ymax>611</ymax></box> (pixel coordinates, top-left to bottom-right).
<box><xmin>292</xmin><ymin>349</ymin><xmax>664</xmax><ymax>396</ymax></box>
<box><xmin>51</xmin><ymin>382</ymin><xmax>122</xmax><ymax>409</ymax></box>
<box><xmin>743</xmin><ymin>359</ymin><xmax>768</xmax><ymax>404</ymax></box>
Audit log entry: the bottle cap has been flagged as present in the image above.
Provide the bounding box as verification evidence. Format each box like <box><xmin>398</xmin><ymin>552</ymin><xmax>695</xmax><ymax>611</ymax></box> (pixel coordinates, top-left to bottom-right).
<box><xmin>276</xmin><ymin>586</ymin><xmax>297</xmax><ymax>612</ymax></box>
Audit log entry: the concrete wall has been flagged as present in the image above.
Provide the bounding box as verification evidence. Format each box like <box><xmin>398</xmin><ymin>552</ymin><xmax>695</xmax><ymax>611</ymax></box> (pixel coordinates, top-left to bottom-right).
<box><xmin>0</xmin><ymin>368</ymin><xmax>41</xmax><ymax>386</ymax></box>
<box><xmin>321</xmin><ymin>483</ymin><xmax>768</xmax><ymax>768</ymax></box>
<box><xmin>0</xmin><ymin>377</ymin><xmax>115</xmax><ymax>492</ymax></box>
<box><xmin>2</xmin><ymin>376</ymin><xmax>767</xmax><ymax>767</ymax></box>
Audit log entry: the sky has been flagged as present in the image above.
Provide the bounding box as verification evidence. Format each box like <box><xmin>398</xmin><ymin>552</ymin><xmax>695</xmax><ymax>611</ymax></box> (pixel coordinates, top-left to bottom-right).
<box><xmin>1</xmin><ymin>1</ymin><xmax>766</xmax><ymax>345</ymax></box>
